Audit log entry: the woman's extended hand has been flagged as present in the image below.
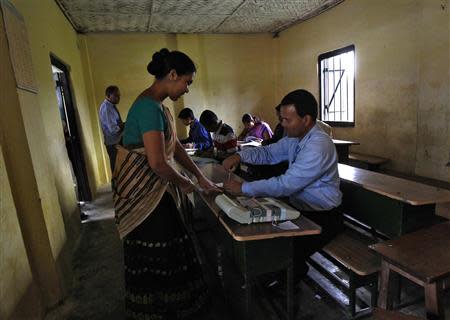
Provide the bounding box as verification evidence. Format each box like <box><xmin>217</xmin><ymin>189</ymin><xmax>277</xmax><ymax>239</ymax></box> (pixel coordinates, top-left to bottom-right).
<box><xmin>198</xmin><ymin>176</ymin><xmax>222</xmax><ymax>195</ymax></box>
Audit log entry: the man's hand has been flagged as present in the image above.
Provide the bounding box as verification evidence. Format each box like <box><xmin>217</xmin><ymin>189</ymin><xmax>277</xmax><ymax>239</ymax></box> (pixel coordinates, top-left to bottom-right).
<box><xmin>222</xmin><ymin>154</ymin><xmax>241</xmax><ymax>172</ymax></box>
<box><xmin>223</xmin><ymin>179</ymin><xmax>243</xmax><ymax>195</ymax></box>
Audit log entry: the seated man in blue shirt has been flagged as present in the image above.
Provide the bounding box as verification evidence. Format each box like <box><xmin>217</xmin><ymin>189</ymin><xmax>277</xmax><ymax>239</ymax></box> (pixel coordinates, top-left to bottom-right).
<box><xmin>178</xmin><ymin>107</ymin><xmax>213</xmax><ymax>151</ymax></box>
<box><xmin>223</xmin><ymin>89</ymin><xmax>343</xmax><ymax>282</ymax></box>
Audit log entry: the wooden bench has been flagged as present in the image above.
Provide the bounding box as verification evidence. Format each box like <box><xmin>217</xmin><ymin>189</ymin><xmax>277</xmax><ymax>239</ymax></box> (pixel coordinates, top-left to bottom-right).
<box><xmin>370</xmin><ymin>222</ymin><xmax>450</xmax><ymax>320</ymax></box>
<box><xmin>372</xmin><ymin>308</ymin><xmax>425</xmax><ymax>320</ymax></box>
<box><xmin>309</xmin><ymin>220</ymin><xmax>382</xmax><ymax>317</ymax></box>
<box><xmin>349</xmin><ymin>152</ymin><xmax>389</xmax><ymax>171</ymax></box>
<box><xmin>309</xmin><ymin>166</ymin><xmax>450</xmax><ymax>317</ymax></box>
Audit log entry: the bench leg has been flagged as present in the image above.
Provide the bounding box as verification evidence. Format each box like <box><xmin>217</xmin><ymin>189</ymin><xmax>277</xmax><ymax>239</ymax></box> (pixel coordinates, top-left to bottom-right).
<box><xmin>377</xmin><ymin>260</ymin><xmax>399</xmax><ymax>310</ymax></box>
<box><xmin>424</xmin><ymin>281</ymin><xmax>444</xmax><ymax>320</ymax></box>
<box><xmin>348</xmin><ymin>272</ymin><xmax>356</xmax><ymax>317</ymax></box>
<box><xmin>394</xmin><ymin>276</ymin><xmax>402</xmax><ymax>308</ymax></box>
<box><xmin>370</xmin><ymin>277</ymin><xmax>378</xmax><ymax>309</ymax></box>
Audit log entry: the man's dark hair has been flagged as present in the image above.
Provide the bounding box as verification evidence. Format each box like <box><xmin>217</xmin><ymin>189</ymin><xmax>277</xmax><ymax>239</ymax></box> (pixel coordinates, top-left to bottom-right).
<box><xmin>275</xmin><ymin>104</ymin><xmax>281</xmax><ymax>112</ymax></box>
<box><xmin>199</xmin><ymin>110</ymin><xmax>218</xmax><ymax>127</ymax></box>
<box><xmin>105</xmin><ymin>85</ymin><xmax>119</xmax><ymax>97</ymax></box>
<box><xmin>178</xmin><ymin>108</ymin><xmax>195</xmax><ymax>120</ymax></box>
<box><xmin>280</xmin><ymin>89</ymin><xmax>318</xmax><ymax>121</ymax></box>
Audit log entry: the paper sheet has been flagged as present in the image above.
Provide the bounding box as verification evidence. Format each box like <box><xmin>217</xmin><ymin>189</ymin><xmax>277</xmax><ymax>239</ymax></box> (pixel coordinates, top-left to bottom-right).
<box><xmin>274</xmin><ymin>221</ymin><xmax>299</xmax><ymax>230</ymax></box>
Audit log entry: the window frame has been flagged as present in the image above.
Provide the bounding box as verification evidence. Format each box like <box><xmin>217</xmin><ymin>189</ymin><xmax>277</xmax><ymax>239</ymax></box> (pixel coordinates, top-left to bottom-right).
<box><xmin>318</xmin><ymin>44</ymin><xmax>355</xmax><ymax>127</ymax></box>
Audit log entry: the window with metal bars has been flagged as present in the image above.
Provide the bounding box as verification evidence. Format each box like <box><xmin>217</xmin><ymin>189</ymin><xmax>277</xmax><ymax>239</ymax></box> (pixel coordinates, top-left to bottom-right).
<box><xmin>318</xmin><ymin>45</ymin><xmax>355</xmax><ymax>127</ymax></box>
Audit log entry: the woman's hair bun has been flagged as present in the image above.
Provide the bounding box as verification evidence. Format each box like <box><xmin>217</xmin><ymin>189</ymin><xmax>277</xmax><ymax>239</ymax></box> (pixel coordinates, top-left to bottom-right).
<box><xmin>147</xmin><ymin>48</ymin><xmax>170</xmax><ymax>77</ymax></box>
<box><xmin>152</xmin><ymin>48</ymin><xmax>170</xmax><ymax>62</ymax></box>
<box><xmin>146</xmin><ymin>48</ymin><xmax>196</xmax><ymax>80</ymax></box>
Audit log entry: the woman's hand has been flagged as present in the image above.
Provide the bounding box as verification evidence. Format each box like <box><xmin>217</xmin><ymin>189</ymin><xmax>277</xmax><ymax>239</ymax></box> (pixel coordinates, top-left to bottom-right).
<box><xmin>198</xmin><ymin>176</ymin><xmax>222</xmax><ymax>195</ymax></box>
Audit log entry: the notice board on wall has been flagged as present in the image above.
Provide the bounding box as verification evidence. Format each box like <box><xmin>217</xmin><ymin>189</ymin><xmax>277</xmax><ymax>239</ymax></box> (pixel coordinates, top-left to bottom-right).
<box><xmin>1</xmin><ymin>0</ymin><xmax>37</xmax><ymax>93</ymax></box>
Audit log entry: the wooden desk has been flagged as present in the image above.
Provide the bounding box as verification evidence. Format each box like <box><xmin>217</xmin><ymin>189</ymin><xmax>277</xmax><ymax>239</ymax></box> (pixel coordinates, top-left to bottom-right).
<box><xmin>193</xmin><ymin>163</ymin><xmax>321</xmax><ymax>320</ymax></box>
<box><xmin>338</xmin><ymin>164</ymin><xmax>450</xmax><ymax>237</ymax></box>
<box><xmin>333</xmin><ymin>139</ymin><xmax>360</xmax><ymax>164</ymax></box>
<box><xmin>370</xmin><ymin>222</ymin><xmax>450</xmax><ymax>320</ymax></box>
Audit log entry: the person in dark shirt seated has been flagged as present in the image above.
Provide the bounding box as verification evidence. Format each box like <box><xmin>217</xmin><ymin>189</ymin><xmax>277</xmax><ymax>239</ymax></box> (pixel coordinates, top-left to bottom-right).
<box><xmin>238</xmin><ymin>113</ymin><xmax>273</xmax><ymax>142</ymax></box>
<box><xmin>262</xmin><ymin>104</ymin><xmax>286</xmax><ymax>146</ymax></box>
<box><xmin>178</xmin><ymin>107</ymin><xmax>213</xmax><ymax>150</ymax></box>
<box><xmin>199</xmin><ymin>110</ymin><xmax>237</xmax><ymax>160</ymax></box>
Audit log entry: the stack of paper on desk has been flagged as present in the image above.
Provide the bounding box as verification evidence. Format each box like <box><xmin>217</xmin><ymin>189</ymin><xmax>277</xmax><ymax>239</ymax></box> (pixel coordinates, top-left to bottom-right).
<box><xmin>185</xmin><ymin>148</ymin><xmax>197</xmax><ymax>155</ymax></box>
<box><xmin>237</xmin><ymin>140</ymin><xmax>262</xmax><ymax>148</ymax></box>
<box><xmin>214</xmin><ymin>194</ymin><xmax>300</xmax><ymax>224</ymax></box>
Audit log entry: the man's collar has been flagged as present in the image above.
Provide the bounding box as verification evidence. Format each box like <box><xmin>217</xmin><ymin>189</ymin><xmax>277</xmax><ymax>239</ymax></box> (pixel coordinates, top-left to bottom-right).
<box><xmin>104</xmin><ymin>98</ymin><xmax>114</xmax><ymax>106</ymax></box>
<box><xmin>297</xmin><ymin>123</ymin><xmax>318</xmax><ymax>144</ymax></box>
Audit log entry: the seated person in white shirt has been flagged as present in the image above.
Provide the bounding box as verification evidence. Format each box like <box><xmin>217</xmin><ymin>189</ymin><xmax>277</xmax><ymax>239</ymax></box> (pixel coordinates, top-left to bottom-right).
<box><xmin>223</xmin><ymin>89</ymin><xmax>343</xmax><ymax>282</ymax></box>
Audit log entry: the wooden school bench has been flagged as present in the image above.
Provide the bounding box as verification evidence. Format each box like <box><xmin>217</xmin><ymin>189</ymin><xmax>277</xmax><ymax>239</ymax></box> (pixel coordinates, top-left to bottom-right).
<box><xmin>370</xmin><ymin>222</ymin><xmax>450</xmax><ymax>320</ymax></box>
<box><xmin>349</xmin><ymin>152</ymin><xmax>390</xmax><ymax>171</ymax></box>
<box><xmin>310</xmin><ymin>165</ymin><xmax>450</xmax><ymax>317</ymax></box>
<box><xmin>338</xmin><ymin>164</ymin><xmax>450</xmax><ymax>238</ymax></box>
<box><xmin>333</xmin><ymin>139</ymin><xmax>360</xmax><ymax>164</ymax></box>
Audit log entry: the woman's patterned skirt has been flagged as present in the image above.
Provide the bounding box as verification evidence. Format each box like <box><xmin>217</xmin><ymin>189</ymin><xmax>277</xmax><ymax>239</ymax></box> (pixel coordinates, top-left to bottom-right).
<box><xmin>123</xmin><ymin>192</ymin><xmax>208</xmax><ymax>320</ymax></box>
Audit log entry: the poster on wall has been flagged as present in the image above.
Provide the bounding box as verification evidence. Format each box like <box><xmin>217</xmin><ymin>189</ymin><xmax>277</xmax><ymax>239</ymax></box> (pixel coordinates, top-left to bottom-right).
<box><xmin>1</xmin><ymin>0</ymin><xmax>38</xmax><ymax>93</ymax></box>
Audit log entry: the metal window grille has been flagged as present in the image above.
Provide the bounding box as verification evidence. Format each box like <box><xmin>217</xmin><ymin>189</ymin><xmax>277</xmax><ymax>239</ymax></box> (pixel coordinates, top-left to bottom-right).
<box><xmin>318</xmin><ymin>45</ymin><xmax>355</xmax><ymax>127</ymax></box>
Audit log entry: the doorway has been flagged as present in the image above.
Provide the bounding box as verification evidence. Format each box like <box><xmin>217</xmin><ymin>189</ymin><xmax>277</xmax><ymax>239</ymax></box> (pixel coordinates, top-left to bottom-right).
<box><xmin>51</xmin><ymin>55</ymin><xmax>92</xmax><ymax>201</ymax></box>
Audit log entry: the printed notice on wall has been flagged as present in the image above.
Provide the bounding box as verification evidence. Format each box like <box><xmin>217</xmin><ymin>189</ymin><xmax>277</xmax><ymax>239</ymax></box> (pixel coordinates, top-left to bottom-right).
<box><xmin>1</xmin><ymin>0</ymin><xmax>37</xmax><ymax>93</ymax></box>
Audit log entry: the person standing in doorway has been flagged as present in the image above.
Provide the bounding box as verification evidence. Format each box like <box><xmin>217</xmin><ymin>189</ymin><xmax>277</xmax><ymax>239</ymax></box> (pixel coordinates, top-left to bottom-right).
<box><xmin>99</xmin><ymin>85</ymin><xmax>124</xmax><ymax>172</ymax></box>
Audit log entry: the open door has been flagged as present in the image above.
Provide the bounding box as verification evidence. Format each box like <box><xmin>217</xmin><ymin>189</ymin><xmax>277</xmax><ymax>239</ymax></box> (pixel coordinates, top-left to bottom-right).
<box><xmin>51</xmin><ymin>55</ymin><xmax>92</xmax><ymax>201</ymax></box>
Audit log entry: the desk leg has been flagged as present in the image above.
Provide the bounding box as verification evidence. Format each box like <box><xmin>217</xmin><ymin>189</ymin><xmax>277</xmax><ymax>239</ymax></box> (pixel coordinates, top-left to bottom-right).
<box><xmin>287</xmin><ymin>264</ymin><xmax>294</xmax><ymax>320</ymax></box>
<box><xmin>424</xmin><ymin>281</ymin><xmax>444</xmax><ymax>320</ymax></box>
<box><xmin>377</xmin><ymin>260</ymin><xmax>399</xmax><ymax>310</ymax></box>
<box><xmin>244</xmin><ymin>274</ymin><xmax>252</xmax><ymax>320</ymax></box>
<box><xmin>335</xmin><ymin>145</ymin><xmax>349</xmax><ymax>164</ymax></box>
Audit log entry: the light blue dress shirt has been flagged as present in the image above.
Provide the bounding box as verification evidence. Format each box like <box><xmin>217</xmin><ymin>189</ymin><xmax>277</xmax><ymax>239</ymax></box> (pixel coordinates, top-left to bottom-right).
<box><xmin>239</xmin><ymin>124</ymin><xmax>342</xmax><ymax>211</ymax></box>
<box><xmin>99</xmin><ymin>99</ymin><xmax>123</xmax><ymax>145</ymax></box>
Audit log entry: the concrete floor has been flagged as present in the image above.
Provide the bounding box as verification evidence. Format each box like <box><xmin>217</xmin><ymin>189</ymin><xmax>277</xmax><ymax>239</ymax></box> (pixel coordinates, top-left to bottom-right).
<box><xmin>44</xmin><ymin>186</ymin><xmax>449</xmax><ymax>320</ymax></box>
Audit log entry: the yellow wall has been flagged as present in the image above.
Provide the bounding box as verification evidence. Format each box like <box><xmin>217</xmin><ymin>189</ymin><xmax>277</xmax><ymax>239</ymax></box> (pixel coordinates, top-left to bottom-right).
<box><xmin>0</xmin><ymin>143</ymin><xmax>41</xmax><ymax>319</ymax></box>
<box><xmin>178</xmin><ymin>34</ymin><xmax>279</xmax><ymax>135</ymax></box>
<box><xmin>12</xmin><ymin>0</ymin><xmax>103</xmax><ymax>197</ymax></box>
<box><xmin>277</xmin><ymin>0</ymin><xmax>449</xmax><ymax>181</ymax></box>
<box><xmin>1</xmin><ymin>0</ymin><xmax>108</xmax><ymax>317</ymax></box>
<box><xmin>415</xmin><ymin>0</ymin><xmax>450</xmax><ymax>180</ymax></box>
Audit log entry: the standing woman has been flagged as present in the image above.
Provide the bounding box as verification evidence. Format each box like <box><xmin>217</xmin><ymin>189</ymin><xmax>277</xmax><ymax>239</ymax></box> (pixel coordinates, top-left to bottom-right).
<box><xmin>114</xmin><ymin>48</ymin><xmax>219</xmax><ymax>319</ymax></box>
